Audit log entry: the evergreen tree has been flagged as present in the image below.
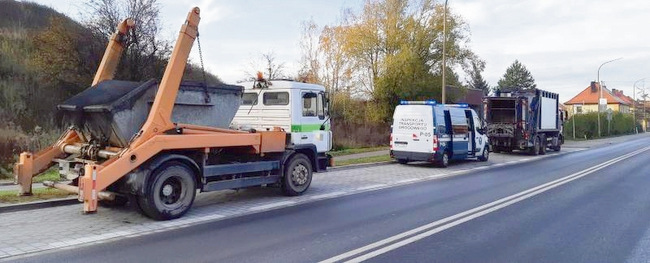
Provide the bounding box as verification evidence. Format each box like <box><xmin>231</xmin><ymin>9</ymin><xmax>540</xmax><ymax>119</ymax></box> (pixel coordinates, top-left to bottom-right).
<box><xmin>497</xmin><ymin>60</ymin><xmax>536</xmax><ymax>93</ymax></box>
<box><xmin>467</xmin><ymin>61</ymin><xmax>490</xmax><ymax>95</ymax></box>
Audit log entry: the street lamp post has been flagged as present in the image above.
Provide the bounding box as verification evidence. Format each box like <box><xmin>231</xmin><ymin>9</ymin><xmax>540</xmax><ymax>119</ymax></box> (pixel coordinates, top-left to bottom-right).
<box><xmin>441</xmin><ymin>0</ymin><xmax>448</xmax><ymax>104</ymax></box>
<box><xmin>633</xmin><ymin>78</ymin><xmax>645</xmax><ymax>134</ymax></box>
<box><xmin>596</xmin><ymin>57</ymin><xmax>622</xmax><ymax>137</ymax></box>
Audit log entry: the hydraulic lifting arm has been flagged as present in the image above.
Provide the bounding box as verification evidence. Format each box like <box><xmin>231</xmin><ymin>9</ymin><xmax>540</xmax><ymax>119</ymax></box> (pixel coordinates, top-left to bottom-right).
<box><xmin>92</xmin><ymin>18</ymin><xmax>135</xmax><ymax>86</ymax></box>
<box><xmin>130</xmin><ymin>7</ymin><xmax>200</xmax><ymax>149</ymax></box>
<box><xmin>13</xmin><ymin>19</ymin><xmax>135</xmax><ymax>196</ymax></box>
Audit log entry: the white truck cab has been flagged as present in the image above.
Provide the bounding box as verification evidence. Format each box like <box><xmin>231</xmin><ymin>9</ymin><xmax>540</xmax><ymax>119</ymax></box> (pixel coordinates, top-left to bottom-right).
<box><xmin>232</xmin><ymin>78</ymin><xmax>332</xmax><ymax>167</ymax></box>
<box><xmin>390</xmin><ymin>100</ymin><xmax>489</xmax><ymax>167</ymax></box>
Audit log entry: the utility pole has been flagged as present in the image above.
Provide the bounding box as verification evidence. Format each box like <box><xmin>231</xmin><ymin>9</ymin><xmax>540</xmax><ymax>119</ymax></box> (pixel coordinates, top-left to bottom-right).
<box><xmin>596</xmin><ymin>57</ymin><xmax>622</xmax><ymax>137</ymax></box>
<box><xmin>441</xmin><ymin>0</ymin><xmax>448</xmax><ymax>104</ymax></box>
<box><xmin>633</xmin><ymin>78</ymin><xmax>644</xmax><ymax>134</ymax></box>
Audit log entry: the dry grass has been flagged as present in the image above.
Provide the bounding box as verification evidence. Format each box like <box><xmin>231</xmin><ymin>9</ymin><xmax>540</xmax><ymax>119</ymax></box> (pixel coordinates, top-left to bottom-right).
<box><xmin>0</xmin><ymin>188</ymin><xmax>74</xmax><ymax>204</ymax></box>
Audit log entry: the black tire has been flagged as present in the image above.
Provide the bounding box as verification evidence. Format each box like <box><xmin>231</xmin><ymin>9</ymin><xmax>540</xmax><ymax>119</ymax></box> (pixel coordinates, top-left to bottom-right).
<box><xmin>137</xmin><ymin>162</ymin><xmax>197</xmax><ymax>220</ymax></box>
<box><xmin>553</xmin><ymin>144</ymin><xmax>561</xmax><ymax>152</ymax></box>
<box><xmin>530</xmin><ymin>136</ymin><xmax>540</xmax><ymax>156</ymax></box>
<box><xmin>281</xmin><ymin>153</ymin><xmax>313</xmax><ymax>196</ymax></box>
<box><xmin>397</xmin><ymin>159</ymin><xmax>408</xmax><ymax>165</ymax></box>
<box><xmin>99</xmin><ymin>194</ymin><xmax>129</xmax><ymax>207</ymax></box>
<box><xmin>437</xmin><ymin>152</ymin><xmax>450</xmax><ymax>168</ymax></box>
<box><xmin>539</xmin><ymin>135</ymin><xmax>547</xmax><ymax>155</ymax></box>
<box><xmin>478</xmin><ymin>147</ymin><xmax>489</xmax><ymax>162</ymax></box>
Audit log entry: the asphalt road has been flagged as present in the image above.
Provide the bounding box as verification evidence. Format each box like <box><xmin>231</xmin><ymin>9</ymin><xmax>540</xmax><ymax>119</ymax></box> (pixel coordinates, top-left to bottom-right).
<box><xmin>10</xmin><ymin>136</ymin><xmax>650</xmax><ymax>263</ymax></box>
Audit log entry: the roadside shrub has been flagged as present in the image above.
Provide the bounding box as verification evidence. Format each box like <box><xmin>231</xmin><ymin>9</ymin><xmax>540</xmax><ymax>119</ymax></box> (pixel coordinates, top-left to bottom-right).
<box><xmin>332</xmin><ymin>118</ymin><xmax>389</xmax><ymax>150</ymax></box>
<box><xmin>564</xmin><ymin>111</ymin><xmax>635</xmax><ymax>139</ymax></box>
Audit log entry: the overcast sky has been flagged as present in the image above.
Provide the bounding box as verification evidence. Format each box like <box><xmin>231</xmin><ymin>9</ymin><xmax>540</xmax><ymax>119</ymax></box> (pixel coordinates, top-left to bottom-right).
<box><xmin>27</xmin><ymin>0</ymin><xmax>650</xmax><ymax>103</ymax></box>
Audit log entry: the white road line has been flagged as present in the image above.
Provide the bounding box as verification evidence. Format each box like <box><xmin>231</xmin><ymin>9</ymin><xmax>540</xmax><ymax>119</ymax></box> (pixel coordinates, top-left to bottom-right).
<box><xmin>248</xmin><ymin>201</ymin><xmax>296</xmax><ymax>211</ymax></box>
<box><xmin>355</xmin><ymin>184</ymin><xmax>386</xmax><ymax>191</ymax></box>
<box><xmin>321</xmin><ymin>145</ymin><xmax>650</xmax><ymax>263</ymax></box>
<box><xmin>396</xmin><ymin>178</ymin><xmax>420</xmax><ymax>184</ymax></box>
<box><xmin>310</xmin><ymin>191</ymin><xmax>347</xmax><ymax>200</ymax></box>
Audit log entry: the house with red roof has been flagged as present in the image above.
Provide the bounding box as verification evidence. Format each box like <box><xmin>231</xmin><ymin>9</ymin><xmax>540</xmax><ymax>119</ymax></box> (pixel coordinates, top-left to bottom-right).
<box><xmin>564</xmin><ymin>82</ymin><xmax>631</xmax><ymax>117</ymax></box>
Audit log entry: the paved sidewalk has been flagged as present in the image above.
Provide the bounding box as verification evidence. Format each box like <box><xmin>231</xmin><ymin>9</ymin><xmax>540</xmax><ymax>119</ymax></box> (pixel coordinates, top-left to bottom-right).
<box><xmin>563</xmin><ymin>132</ymin><xmax>650</xmax><ymax>148</ymax></box>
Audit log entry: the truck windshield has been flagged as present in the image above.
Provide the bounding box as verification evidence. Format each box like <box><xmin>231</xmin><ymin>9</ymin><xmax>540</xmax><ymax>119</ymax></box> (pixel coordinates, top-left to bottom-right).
<box><xmin>489</xmin><ymin>99</ymin><xmax>516</xmax><ymax>123</ymax></box>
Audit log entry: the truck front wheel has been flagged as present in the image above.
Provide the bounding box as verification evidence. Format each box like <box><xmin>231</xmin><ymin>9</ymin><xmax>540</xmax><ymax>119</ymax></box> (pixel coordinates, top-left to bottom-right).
<box><xmin>281</xmin><ymin>153</ymin><xmax>313</xmax><ymax>196</ymax></box>
<box><xmin>137</xmin><ymin>162</ymin><xmax>197</xmax><ymax>220</ymax></box>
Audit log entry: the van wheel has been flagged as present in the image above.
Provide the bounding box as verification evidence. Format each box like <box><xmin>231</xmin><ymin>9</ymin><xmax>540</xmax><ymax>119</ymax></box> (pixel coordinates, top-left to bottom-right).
<box><xmin>281</xmin><ymin>153</ymin><xmax>312</xmax><ymax>196</ymax></box>
<box><xmin>553</xmin><ymin>144</ymin><xmax>561</xmax><ymax>152</ymax></box>
<box><xmin>478</xmin><ymin>147</ymin><xmax>489</xmax><ymax>162</ymax></box>
<box><xmin>530</xmin><ymin>136</ymin><xmax>540</xmax><ymax>156</ymax></box>
<box><xmin>437</xmin><ymin>152</ymin><xmax>449</xmax><ymax>168</ymax></box>
<box><xmin>397</xmin><ymin>159</ymin><xmax>408</xmax><ymax>165</ymax></box>
<box><xmin>137</xmin><ymin>162</ymin><xmax>197</xmax><ymax>220</ymax></box>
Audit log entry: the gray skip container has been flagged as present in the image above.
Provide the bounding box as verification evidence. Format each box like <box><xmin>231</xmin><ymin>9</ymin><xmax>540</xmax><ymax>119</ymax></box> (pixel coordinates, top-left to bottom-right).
<box><xmin>58</xmin><ymin>79</ymin><xmax>243</xmax><ymax>148</ymax></box>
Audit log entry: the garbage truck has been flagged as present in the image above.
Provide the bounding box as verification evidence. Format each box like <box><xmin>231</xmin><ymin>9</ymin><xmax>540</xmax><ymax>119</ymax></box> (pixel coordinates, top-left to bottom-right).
<box><xmin>14</xmin><ymin>7</ymin><xmax>331</xmax><ymax>220</ymax></box>
<box><xmin>484</xmin><ymin>89</ymin><xmax>565</xmax><ymax>155</ymax></box>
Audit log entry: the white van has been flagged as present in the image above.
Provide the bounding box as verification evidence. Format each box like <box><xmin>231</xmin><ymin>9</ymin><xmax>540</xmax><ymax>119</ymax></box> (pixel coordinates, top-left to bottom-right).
<box><xmin>390</xmin><ymin>100</ymin><xmax>489</xmax><ymax>167</ymax></box>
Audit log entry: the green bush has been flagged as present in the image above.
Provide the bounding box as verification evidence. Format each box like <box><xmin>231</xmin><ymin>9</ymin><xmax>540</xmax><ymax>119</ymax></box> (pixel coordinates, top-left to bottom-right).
<box><xmin>564</xmin><ymin>111</ymin><xmax>635</xmax><ymax>139</ymax></box>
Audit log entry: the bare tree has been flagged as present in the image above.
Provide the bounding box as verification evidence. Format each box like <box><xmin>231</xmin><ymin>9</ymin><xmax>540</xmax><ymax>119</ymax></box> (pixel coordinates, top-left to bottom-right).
<box><xmin>296</xmin><ymin>19</ymin><xmax>321</xmax><ymax>84</ymax></box>
<box><xmin>244</xmin><ymin>51</ymin><xmax>288</xmax><ymax>80</ymax></box>
<box><xmin>83</xmin><ymin>0</ymin><xmax>170</xmax><ymax>81</ymax></box>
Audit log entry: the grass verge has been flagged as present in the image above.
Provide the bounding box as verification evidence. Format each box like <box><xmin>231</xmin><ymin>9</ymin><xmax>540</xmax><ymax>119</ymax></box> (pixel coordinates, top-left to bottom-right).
<box><xmin>33</xmin><ymin>168</ymin><xmax>61</xmax><ymax>183</ymax></box>
<box><xmin>330</xmin><ymin>146</ymin><xmax>389</xmax><ymax>157</ymax></box>
<box><xmin>0</xmin><ymin>187</ymin><xmax>74</xmax><ymax>204</ymax></box>
<box><xmin>335</xmin><ymin>155</ymin><xmax>392</xmax><ymax>166</ymax></box>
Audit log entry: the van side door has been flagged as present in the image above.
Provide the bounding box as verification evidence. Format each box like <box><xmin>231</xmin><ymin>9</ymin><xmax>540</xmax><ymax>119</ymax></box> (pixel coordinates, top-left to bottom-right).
<box><xmin>465</xmin><ymin>109</ymin><xmax>476</xmax><ymax>155</ymax></box>
<box><xmin>448</xmin><ymin>109</ymin><xmax>469</xmax><ymax>159</ymax></box>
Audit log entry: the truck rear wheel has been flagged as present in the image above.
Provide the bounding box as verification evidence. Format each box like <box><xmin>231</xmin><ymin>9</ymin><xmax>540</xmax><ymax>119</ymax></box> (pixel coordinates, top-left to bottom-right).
<box><xmin>539</xmin><ymin>135</ymin><xmax>547</xmax><ymax>155</ymax></box>
<box><xmin>281</xmin><ymin>153</ymin><xmax>312</xmax><ymax>196</ymax></box>
<box><xmin>530</xmin><ymin>136</ymin><xmax>540</xmax><ymax>156</ymax></box>
<box><xmin>137</xmin><ymin>162</ymin><xmax>197</xmax><ymax>220</ymax></box>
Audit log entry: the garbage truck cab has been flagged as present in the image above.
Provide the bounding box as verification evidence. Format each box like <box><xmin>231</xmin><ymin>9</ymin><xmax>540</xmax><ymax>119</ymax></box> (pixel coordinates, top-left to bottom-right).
<box><xmin>390</xmin><ymin>100</ymin><xmax>490</xmax><ymax>167</ymax></box>
<box><xmin>232</xmin><ymin>77</ymin><xmax>332</xmax><ymax>167</ymax></box>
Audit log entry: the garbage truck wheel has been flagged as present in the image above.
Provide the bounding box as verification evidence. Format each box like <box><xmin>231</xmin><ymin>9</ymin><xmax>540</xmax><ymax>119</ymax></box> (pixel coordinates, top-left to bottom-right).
<box><xmin>138</xmin><ymin>161</ymin><xmax>196</xmax><ymax>220</ymax></box>
<box><xmin>530</xmin><ymin>136</ymin><xmax>540</xmax><ymax>156</ymax></box>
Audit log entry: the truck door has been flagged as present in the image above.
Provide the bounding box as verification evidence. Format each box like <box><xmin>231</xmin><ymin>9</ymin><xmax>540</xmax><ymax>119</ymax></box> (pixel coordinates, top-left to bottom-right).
<box><xmin>297</xmin><ymin>91</ymin><xmax>330</xmax><ymax>152</ymax></box>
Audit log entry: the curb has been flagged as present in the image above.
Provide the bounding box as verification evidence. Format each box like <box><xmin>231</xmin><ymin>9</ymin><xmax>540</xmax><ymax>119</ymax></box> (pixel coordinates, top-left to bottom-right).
<box><xmin>0</xmin><ymin>197</ymin><xmax>78</xmax><ymax>214</ymax></box>
<box><xmin>330</xmin><ymin>161</ymin><xmax>394</xmax><ymax>171</ymax></box>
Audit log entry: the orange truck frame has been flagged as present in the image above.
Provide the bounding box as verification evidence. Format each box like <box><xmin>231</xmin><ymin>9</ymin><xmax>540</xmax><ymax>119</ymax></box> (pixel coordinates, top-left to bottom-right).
<box><xmin>14</xmin><ymin>7</ymin><xmax>323</xmax><ymax>220</ymax></box>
